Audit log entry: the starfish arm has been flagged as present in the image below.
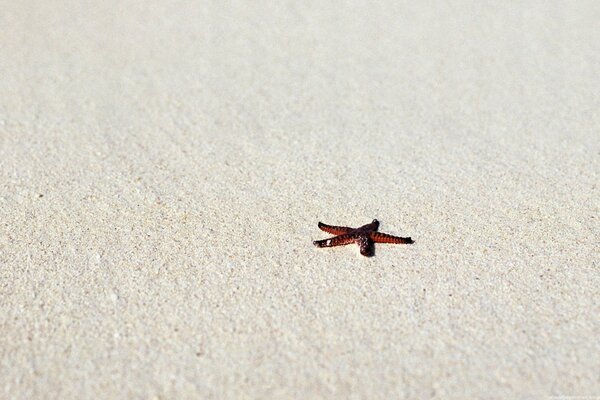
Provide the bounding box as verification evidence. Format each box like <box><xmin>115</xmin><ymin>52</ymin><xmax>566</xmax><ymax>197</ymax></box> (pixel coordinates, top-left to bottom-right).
<box><xmin>370</xmin><ymin>232</ymin><xmax>414</xmax><ymax>244</ymax></box>
<box><xmin>357</xmin><ymin>219</ymin><xmax>379</xmax><ymax>232</ymax></box>
<box><xmin>313</xmin><ymin>233</ymin><xmax>357</xmax><ymax>248</ymax></box>
<box><xmin>357</xmin><ymin>236</ymin><xmax>375</xmax><ymax>257</ymax></box>
<box><xmin>317</xmin><ymin>222</ymin><xmax>353</xmax><ymax>235</ymax></box>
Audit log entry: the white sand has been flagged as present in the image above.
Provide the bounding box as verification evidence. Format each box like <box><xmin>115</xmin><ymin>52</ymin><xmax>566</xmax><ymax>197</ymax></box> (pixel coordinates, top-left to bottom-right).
<box><xmin>1</xmin><ymin>1</ymin><xmax>599</xmax><ymax>398</ymax></box>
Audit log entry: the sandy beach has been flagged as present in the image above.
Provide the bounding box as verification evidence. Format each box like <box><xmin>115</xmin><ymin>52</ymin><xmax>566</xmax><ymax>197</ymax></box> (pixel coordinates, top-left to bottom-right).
<box><xmin>1</xmin><ymin>1</ymin><xmax>599</xmax><ymax>398</ymax></box>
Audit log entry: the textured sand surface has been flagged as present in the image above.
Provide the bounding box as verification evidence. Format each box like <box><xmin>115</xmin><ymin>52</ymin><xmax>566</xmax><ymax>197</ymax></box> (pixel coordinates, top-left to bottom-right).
<box><xmin>1</xmin><ymin>1</ymin><xmax>599</xmax><ymax>399</ymax></box>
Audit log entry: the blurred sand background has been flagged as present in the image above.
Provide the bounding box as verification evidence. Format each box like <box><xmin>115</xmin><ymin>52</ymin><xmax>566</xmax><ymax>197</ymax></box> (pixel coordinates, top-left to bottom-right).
<box><xmin>1</xmin><ymin>1</ymin><xmax>599</xmax><ymax>398</ymax></box>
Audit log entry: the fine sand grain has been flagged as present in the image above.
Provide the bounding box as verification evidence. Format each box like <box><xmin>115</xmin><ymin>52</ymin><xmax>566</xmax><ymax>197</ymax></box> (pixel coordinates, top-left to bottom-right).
<box><xmin>1</xmin><ymin>1</ymin><xmax>599</xmax><ymax>398</ymax></box>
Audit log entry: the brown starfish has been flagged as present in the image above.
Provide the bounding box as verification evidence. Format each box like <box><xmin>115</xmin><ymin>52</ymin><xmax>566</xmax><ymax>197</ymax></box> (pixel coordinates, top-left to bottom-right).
<box><xmin>313</xmin><ymin>219</ymin><xmax>413</xmax><ymax>257</ymax></box>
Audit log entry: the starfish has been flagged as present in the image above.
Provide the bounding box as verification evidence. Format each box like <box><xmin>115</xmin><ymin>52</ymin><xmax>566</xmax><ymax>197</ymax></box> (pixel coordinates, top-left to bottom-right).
<box><xmin>313</xmin><ymin>219</ymin><xmax>414</xmax><ymax>257</ymax></box>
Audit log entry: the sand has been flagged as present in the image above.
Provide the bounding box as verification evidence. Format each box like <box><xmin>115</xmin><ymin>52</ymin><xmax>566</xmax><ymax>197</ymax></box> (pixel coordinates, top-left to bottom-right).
<box><xmin>1</xmin><ymin>1</ymin><xmax>599</xmax><ymax>398</ymax></box>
